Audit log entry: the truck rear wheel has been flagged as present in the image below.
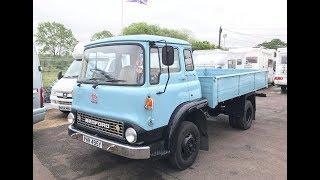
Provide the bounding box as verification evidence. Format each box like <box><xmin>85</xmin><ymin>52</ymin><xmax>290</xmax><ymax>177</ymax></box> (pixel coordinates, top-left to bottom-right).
<box><xmin>229</xmin><ymin>100</ymin><xmax>254</xmax><ymax>130</ymax></box>
<box><xmin>281</xmin><ymin>86</ymin><xmax>286</xmax><ymax>93</ymax></box>
<box><xmin>169</xmin><ymin>121</ymin><xmax>200</xmax><ymax>170</ymax></box>
<box><xmin>237</xmin><ymin>100</ymin><xmax>254</xmax><ymax>130</ymax></box>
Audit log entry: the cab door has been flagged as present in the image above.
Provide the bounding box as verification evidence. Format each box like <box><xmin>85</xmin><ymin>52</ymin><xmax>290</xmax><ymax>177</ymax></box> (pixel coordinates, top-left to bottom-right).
<box><xmin>147</xmin><ymin>45</ymin><xmax>190</xmax><ymax>129</ymax></box>
<box><xmin>183</xmin><ymin>49</ymin><xmax>201</xmax><ymax>101</ymax></box>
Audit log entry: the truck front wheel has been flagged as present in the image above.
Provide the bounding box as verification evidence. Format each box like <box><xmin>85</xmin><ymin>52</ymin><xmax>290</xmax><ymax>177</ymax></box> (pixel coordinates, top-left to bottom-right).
<box><xmin>169</xmin><ymin>121</ymin><xmax>200</xmax><ymax>170</ymax></box>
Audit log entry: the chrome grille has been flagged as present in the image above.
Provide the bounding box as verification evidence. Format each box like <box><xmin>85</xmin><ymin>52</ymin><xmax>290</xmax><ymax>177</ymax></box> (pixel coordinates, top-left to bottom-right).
<box><xmin>57</xmin><ymin>101</ymin><xmax>72</xmax><ymax>105</ymax></box>
<box><xmin>76</xmin><ymin>112</ymin><xmax>124</xmax><ymax>137</ymax></box>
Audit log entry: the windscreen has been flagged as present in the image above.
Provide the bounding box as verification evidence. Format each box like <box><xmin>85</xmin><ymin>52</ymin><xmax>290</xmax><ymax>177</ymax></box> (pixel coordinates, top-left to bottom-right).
<box><xmin>78</xmin><ymin>44</ymin><xmax>144</xmax><ymax>85</ymax></box>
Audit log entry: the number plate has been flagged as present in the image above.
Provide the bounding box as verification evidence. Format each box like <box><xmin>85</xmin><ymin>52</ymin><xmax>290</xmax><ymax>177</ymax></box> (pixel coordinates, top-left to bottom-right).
<box><xmin>59</xmin><ymin>106</ymin><xmax>71</xmax><ymax>111</ymax></box>
<box><xmin>83</xmin><ymin>135</ymin><xmax>103</xmax><ymax>148</ymax></box>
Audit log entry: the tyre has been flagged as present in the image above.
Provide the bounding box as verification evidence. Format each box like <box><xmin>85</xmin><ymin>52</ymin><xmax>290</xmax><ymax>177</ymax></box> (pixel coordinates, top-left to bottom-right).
<box><xmin>169</xmin><ymin>121</ymin><xmax>200</xmax><ymax>170</ymax></box>
<box><xmin>281</xmin><ymin>86</ymin><xmax>286</xmax><ymax>93</ymax></box>
<box><xmin>237</xmin><ymin>100</ymin><xmax>254</xmax><ymax>130</ymax></box>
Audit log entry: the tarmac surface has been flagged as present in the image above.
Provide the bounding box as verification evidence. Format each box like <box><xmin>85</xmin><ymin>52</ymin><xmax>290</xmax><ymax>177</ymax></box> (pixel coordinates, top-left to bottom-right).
<box><xmin>33</xmin><ymin>86</ymin><xmax>287</xmax><ymax>180</ymax></box>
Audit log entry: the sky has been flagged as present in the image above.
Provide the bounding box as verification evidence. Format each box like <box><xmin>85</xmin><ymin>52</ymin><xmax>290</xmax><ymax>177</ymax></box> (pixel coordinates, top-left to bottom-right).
<box><xmin>33</xmin><ymin>0</ymin><xmax>287</xmax><ymax>48</ymax></box>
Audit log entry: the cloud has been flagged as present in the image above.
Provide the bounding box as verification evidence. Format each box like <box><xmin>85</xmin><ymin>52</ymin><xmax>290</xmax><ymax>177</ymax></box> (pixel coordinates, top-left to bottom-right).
<box><xmin>33</xmin><ymin>0</ymin><xmax>287</xmax><ymax>47</ymax></box>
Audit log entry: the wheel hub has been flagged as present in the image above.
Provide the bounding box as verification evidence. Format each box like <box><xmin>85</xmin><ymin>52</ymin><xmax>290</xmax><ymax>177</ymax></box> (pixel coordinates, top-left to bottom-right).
<box><xmin>181</xmin><ymin>134</ymin><xmax>196</xmax><ymax>159</ymax></box>
<box><xmin>246</xmin><ymin>108</ymin><xmax>252</xmax><ymax>122</ymax></box>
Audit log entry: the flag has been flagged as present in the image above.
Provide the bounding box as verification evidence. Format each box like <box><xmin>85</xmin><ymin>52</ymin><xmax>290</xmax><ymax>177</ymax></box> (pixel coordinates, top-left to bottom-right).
<box><xmin>127</xmin><ymin>0</ymin><xmax>148</xmax><ymax>5</ymax></box>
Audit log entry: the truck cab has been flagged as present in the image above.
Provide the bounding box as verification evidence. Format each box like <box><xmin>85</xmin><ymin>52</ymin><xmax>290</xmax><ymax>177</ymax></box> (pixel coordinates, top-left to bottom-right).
<box><xmin>68</xmin><ymin>35</ymin><xmax>267</xmax><ymax>170</ymax></box>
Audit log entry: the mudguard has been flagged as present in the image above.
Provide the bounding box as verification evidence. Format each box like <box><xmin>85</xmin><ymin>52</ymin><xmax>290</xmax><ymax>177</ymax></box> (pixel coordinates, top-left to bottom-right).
<box><xmin>165</xmin><ymin>98</ymin><xmax>209</xmax><ymax>151</ymax></box>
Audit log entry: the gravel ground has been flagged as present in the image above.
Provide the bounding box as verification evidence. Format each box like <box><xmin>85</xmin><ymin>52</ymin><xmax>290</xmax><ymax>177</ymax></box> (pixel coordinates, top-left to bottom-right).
<box><xmin>33</xmin><ymin>86</ymin><xmax>287</xmax><ymax>180</ymax></box>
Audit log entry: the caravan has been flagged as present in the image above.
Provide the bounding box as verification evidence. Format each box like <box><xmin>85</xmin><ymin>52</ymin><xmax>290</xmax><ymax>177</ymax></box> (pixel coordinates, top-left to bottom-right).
<box><xmin>193</xmin><ymin>49</ymin><xmax>228</xmax><ymax>68</ymax></box>
<box><xmin>229</xmin><ymin>47</ymin><xmax>276</xmax><ymax>84</ymax></box>
<box><xmin>193</xmin><ymin>49</ymin><xmax>245</xmax><ymax>69</ymax></box>
<box><xmin>193</xmin><ymin>49</ymin><xmax>244</xmax><ymax>69</ymax></box>
<box><xmin>274</xmin><ymin>48</ymin><xmax>287</xmax><ymax>92</ymax></box>
<box><xmin>193</xmin><ymin>48</ymin><xmax>275</xmax><ymax>85</ymax></box>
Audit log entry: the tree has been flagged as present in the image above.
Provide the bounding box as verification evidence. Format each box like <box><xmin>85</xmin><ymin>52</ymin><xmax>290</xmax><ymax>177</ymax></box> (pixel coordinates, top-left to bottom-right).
<box><xmin>122</xmin><ymin>22</ymin><xmax>192</xmax><ymax>41</ymax></box>
<box><xmin>122</xmin><ymin>22</ymin><xmax>215</xmax><ymax>50</ymax></box>
<box><xmin>256</xmin><ymin>39</ymin><xmax>287</xmax><ymax>49</ymax></box>
<box><xmin>35</xmin><ymin>22</ymin><xmax>77</xmax><ymax>56</ymax></box>
<box><xmin>191</xmin><ymin>40</ymin><xmax>215</xmax><ymax>50</ymax></box>
<box><xmin>91</xmin><ymin>30</ymin><xmax>113</xmax><ymax>41</ymax></box>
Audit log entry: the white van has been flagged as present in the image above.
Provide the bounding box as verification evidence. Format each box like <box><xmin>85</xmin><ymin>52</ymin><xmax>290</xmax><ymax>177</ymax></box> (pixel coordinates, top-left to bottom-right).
<box><xmin>274</xmin><ymin>47</ymin><xmax>287</xmax><ymax>92</ymax></box>
<box><xmin>50</xmin><ymin>42</ymin><xmax>84</xmax><ymax>113</ymax></box>
<box><xmin>33</xmin><ymin>45</ymin><xmax>46</xmax><ymax>124</ymax></box>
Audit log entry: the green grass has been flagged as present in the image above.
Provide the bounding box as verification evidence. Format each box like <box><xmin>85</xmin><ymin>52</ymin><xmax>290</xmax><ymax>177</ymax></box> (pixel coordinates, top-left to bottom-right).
<box><xmin>42</xmin><ymin>70</ymin><xmax>60</xmax><ymax>87</ymax></box>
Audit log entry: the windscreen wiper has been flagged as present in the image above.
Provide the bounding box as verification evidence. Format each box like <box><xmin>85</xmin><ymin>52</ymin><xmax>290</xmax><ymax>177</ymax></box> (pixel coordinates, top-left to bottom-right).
<box><xmin>90</xmin><ymin>68</ymin><xmax>115</xmax><ymax>80</ymax></box>
<box><xmin>105</xmin><ymin>79</ymin><xmax>126</xmax><ymax>82</ymax></box>
<box><xmin>88</xmin><ymin>77</ymin><xmax>102</xmax><ymax>89</ymax></box>
<box><xmin>65</xmin><ymin>75</ymin><xmax>78</xmax><ymax>78</ymax></box>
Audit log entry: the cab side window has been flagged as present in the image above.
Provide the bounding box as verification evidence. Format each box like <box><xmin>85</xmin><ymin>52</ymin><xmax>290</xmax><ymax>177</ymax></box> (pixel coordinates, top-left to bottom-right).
<box><xmin>184</xmin><ymin>49</ymin><xmax>194</xmax><ymax>71</ymax></box>
<box><xmin>150</xmin><ymin>48</ymin><xmax>161</xmax><ymax>84</ymax></box>
<box><xmin>150</xmin><ymin>47</ymin><xmax>180</xmax><ymax>84</ymax></box>
<box><xmin>161</xmin><ymin>48</ymin><xmax>180</xmax><ymax>73</ymax></box>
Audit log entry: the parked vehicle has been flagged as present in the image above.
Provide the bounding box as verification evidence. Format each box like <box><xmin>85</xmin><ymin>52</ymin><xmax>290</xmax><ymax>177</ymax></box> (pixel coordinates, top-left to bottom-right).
<box><xmin>229</xmin><ymin>47</ymin><xmax>275</xmax><ymax>84</ymax></box>
<box><xmin>67</xmin><ymin>35</ymin><xmax>268</xmax><ymax>170</ymax></box>
<box><xmin>50</xmin><ymin>42</ymin><xmax>85</xmax><ymax>113</ymax></box>
<box><xmin>33</xmin><ymin>45</ymin><xmax>46</xmax><ymax>124</ymax></box>
<box><xmin>193</xmin><ymin>49</ymin><xmax>246</xmax><ymax>69</ymax></box>
<box><xmin>274</xmin><ymin>47</ymin><xmax>287</xmax><ymax>92</ymax></box>
<box><xmin>193</xmin><ymin>49</ymin><xmax>228</xmax><ymax>68</ymax></box>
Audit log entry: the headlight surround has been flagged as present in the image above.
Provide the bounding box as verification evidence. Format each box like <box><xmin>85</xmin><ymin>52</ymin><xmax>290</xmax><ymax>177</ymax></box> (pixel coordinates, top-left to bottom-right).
<box><xmin>125</xmin><ymin>127</ymin><xmax>137</xmax><ymax>143</ymax></box>
<box><xmin>67</xmin><ymin>113</ymin><xmax>75</xmax><ymax>124</ymax></box>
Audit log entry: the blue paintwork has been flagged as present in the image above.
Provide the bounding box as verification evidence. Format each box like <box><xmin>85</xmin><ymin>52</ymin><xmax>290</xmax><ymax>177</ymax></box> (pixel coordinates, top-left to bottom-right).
<box><xmin>72</xmin><ymin>35</ymin><xmax>267</xmax><ymax>131</ymax></box>
<box><xmin>196</xmin><ymin>68</ymin><xmax>268</xmax><ymax>108</ymax></box>
<box><xmin>85</xmin><ymin>35</ymin><xmax>190</xmax><ymax>49</ymax></box>
<box><xmin>73</xmin><ymin>38</ymin><xmax>199</xmax><ymax>131</ymax></box>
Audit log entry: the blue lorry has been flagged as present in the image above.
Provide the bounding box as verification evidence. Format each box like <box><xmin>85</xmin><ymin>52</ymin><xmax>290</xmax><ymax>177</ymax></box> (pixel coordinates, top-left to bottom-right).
<box><xmin>67</xmin><ymin>35</ymin><xmax>268</xmax><ymax>170</ymax></box>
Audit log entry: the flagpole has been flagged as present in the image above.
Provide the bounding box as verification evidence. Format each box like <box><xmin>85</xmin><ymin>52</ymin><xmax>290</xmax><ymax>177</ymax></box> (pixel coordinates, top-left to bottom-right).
<box><xmin>121</xmin><ymin>0</ymin><xmax>124</xmax><ymax>34</ymax></box>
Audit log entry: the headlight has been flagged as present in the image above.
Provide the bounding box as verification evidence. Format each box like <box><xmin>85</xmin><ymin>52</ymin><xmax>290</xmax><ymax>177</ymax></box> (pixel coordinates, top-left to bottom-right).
<box><xmin>67</xmin><ymin>113</ymin><xmax>75</xmax><ymax>124</ymax></box>
<box><xmin>125</xmin><ymin>127</ymin><xmax>137</xmax><ymax>143</ymax></box>
<box><xmin>51</xmin><ymin>89</ymin><xmax>58</xmax><ymax>96</ymax></box>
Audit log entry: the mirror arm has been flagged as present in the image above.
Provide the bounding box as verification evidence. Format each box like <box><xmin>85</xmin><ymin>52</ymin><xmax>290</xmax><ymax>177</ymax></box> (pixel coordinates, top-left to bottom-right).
<box><xmin>156</xmin><ymin>65</ymin><xmax>170</xmax><ymax>95</ymax></box>
<box><xmin>151</xmin><ymin>39</ymin><xmax>171</xmax><ymax>95</ymax></box>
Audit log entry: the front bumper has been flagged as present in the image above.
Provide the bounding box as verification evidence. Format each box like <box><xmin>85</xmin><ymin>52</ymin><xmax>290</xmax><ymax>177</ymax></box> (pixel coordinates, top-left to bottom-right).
<box><xmin>274</xmin><ymin>79</ymin><xmax>287</xmax><ymax>86</ymax></box>
<box><xmin>50</xmin><ymin>96</ymin><xmax>72</xmax><ymax>111</ymax></box>
<box><xmin>68</xmin><ymin>125</ymin><xmax>150</xmax><ymax>159</ymax></box>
